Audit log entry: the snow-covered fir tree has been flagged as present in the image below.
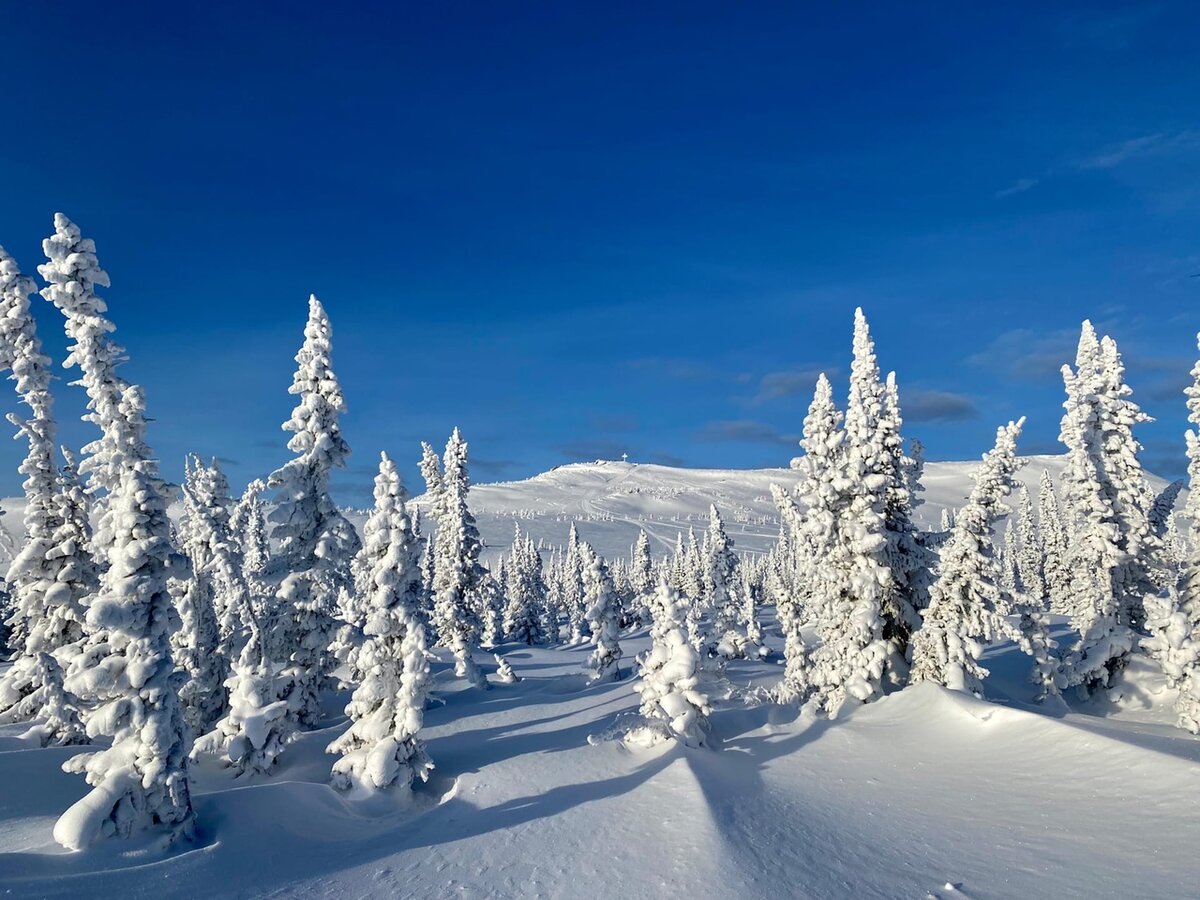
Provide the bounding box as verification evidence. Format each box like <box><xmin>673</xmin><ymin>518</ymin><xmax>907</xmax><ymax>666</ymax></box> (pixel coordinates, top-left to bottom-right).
<box><xmin>878</xmin><ymin>370</ymin><xmax>932</xmax><ymax>668</ymax></box>
<box><xmin>624</xmin><ymin>581</ymin><xmax>711</xmax><ymax>748</ymax></box>
<box><xmin>173</xmin><ymin>456</ymin><xmax>236</xmax><ymax>735</ymax></box>
<box><xmin>503</xmin><ymin>527</ymin><xmax>546</xmax><ymax>645</ymax></box>
<box><xmin>1014</xmin><ymin>484</ymin><xmax>1046</xmax><ymax>606</ymax></box>
<box><xmin>1037</xmin><ymin>469</ymin><xmax>1071</xmax><ymax>616</ymax></box>
<box><xmin>267</xmin><ymin>296</ymin><xmax>361</xmax><ymax>727</ymax></box>
<box><xmin>909</xmin><ymin>418</ymin><xmax>1025</xmax><ymax>696</ymax></box>
<box><xmin>0</xmin><ymin>248</ymin><xmax>90</xmax><ymax>744</ymax></box>
<box><xmin>38</xmin><ymin>214</ymin><xmax>132</xmax><ymax>557</ymax></box>
<box><xmin>57</xmin><ymin>394</ymin><xmax>194</xmax><ymax>850</ymax></box>
<box><xmin>581</xmin><ymin>542</ymin><xmax>622</xmax><ymax>682</ymax></box>
<box><xmin>328</xmin><ymin>453</ymin><xmax>433</xmax><ymax>793</ymax></box>
<box><xmin>229</xmin><ymin>478</ymin><xmax>270</xmax><ymax>598</ymax></box>
<box><xmin>431</xmin><ymin>428</ymin><xmax>488</xmax><ymax>689</ymax></box>
<box><xmin>630</xmin><ymin>529</ymin><xmax>654</xmax><ymax>625</ymax></box>
<box><xmin>706</xmin><ymin>505</ymin><xmax>742</xmax><ymax>656</ymax></box>
<box><xmin>1059</xmin><ymin>323</ymin><xmax>1163</xmax><ymax>693</ymax></box>
<box><xmin>562</xmin><ymin>523</ymin><xmax>589</xmax><ymax>643</ymax></box>
<box><xmin>1142</xmin><ymin>333</ymin><xmax>1200</xmax><ymax>733</ymax></box>
<box><xmin>772</xmin><ymin>374</ymin><xmax>846</xmax><ymax>703</ymax></box>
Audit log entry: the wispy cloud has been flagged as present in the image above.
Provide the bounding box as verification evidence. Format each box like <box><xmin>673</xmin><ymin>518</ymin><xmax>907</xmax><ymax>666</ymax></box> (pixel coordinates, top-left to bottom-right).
<box><xmin>750</xmin><ymin>368</ymin><xmax>829</xmax><ymax>405</ymax></box>
<box><xmin>1075</xmin><ymin>131</ymin><xmax>1200</xmax><ymax>170</ymax></box>
<box><xmin>996</xmin><ymin>129</ymin><xmax>1200</xmax><ymax>199</ymax></box>
<box><xmin>902</xmin><ymin>389</ymin><xmax>978</xmax><ymax>423</ymax></box>
<box><xmin>995</xmin><ymin>177</ymin><xmax>1039</xmax><ymax>199</ymax></box>
<box><xmin>966</xmin><ymin>327</ymin><xmax>1079</xmax><ymax>382</ymax></box>
<box><xmin>695</xmin><ymin>419</ymin><xmax>799</xmax><ymax>446</ymax></box>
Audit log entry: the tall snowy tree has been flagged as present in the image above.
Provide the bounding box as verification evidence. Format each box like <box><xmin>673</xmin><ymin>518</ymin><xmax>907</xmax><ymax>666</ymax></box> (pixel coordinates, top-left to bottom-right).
<box><xmin>1037</xmin><ymin>470</ymin><xmax>1071</xmax><ymax>616</ymax></box>
<box><xmin>328</xmin><ymin>453</ymin><xmax>433</xmax><ymax>793</ymax></box>
<box><xmin>909</xmin><ymin>419</ymin><xmax>1025</xmax><ymax>696</ymax></box>
<box><xmin>229</xmin><ymin>478</ymin><xmax>270</xmax><ymax>598</ymax></box>
<box><xmin>431</xmin><ymin>428</ymin><xmax>488</xmax><ymax>688</ymax></box>
<box><xmin>581</xmin><ymin>542</ymin><xmax>622</xmax><ymax>682</ymax></box>
<box><xmin>706</xmin><ymin>505</ymin><xmax>742</xmax><ymax>655</ymax></box>
<box><xmin>267</xmin><ymin>296</ymin><xmax>361</xmax><ymax>727</ymax></box>
<box><xmin>57</xmin><ymin>391</ymin><xmax>194</xmax><ymax>850</ymax></box>
<box><xmin>803</xmin><ymin>312</ymin><xmax>894</xmax><ymax>716</ymax></box>
<box><xmin>0</xmin><ymin>247</ymin><xmax>90</xmax><ymax>744</ymax></box>
<box><xmin>1143</xmin><ymin>333</ymin><xmax>1200</xmax><ymax>733</ymax></box>
<box><xmin>878</xmin><ymin>370</ymin><xmax>932</xmax><ymax>666</ymax></box>
<box><xmin>562</xmin><ymin>522</ymin><xmax>589</xmax><ymax>643</ymax></box>
<box><xmin>38</xmin><ymin>214</ymin><xmax>132</xmax><ymax>557</ymax></box>
<box><xmin>503</xmin><ymin>527</ymin><xmax>546</xmax><ymax>645</ymax></box>
<box><xmin>1059</xmin><ymin>323</ymin><xmax>1163</xmax><ymax>693</ymax></box>
<box><xmin>1014</xmin><ymin>484</ymin><xmax>1046</xmax><ymax>606</ymax></box>
<box><xmin>772</xmin><ymin>374</ymin><xmax>845</xmax><ymax>703</ymax></box>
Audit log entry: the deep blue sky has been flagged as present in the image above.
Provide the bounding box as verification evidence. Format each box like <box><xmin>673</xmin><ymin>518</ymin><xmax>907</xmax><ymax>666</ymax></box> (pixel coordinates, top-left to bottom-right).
<box><xmin>1</xmin><ymin>2</ymin><xmax>1198</xmax><ymax>505</ymax></box>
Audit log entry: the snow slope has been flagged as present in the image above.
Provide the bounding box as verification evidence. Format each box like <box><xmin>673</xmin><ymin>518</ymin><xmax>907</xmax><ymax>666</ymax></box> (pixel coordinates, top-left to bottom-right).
<box><xmin>403</xmin><ymin>455</ymin><xmax>1173</xmax><ymax>563</ymax></box>
<box><xmin>2</xmin><ymin>619</ymin><xmax>1198</xmax><ymax>898</ymax></box>
<box><xmin>0</xmin><ymin>456</ymin><xmax>1193</xmax><ymax>899</ymax></box>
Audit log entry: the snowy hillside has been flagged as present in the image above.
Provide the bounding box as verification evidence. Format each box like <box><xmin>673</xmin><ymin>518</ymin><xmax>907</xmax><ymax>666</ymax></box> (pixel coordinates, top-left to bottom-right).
<box><xmin>403</xmin><ymin>454</ymin><xmax>1173</xmax><ymax>562</ymax></box>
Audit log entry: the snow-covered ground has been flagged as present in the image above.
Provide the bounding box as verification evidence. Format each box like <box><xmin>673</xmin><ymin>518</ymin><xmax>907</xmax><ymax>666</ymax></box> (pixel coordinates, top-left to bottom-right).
<box><xmin>2</xmin><ymin>617</ymin><xmax>1198</xmax><ymax>898</ymax></box>
<box><xmin>0</xmin><ymin>457</ymin><xmax>1194</xmax><ymax>899</ymax></box>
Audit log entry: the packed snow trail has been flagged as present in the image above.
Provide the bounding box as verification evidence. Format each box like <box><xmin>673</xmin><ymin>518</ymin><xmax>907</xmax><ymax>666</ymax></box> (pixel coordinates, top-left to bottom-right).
<box><xmin>3</xmin><ymin>619</ymin><xmax>1200</xmax><ymax>898</ymax></box>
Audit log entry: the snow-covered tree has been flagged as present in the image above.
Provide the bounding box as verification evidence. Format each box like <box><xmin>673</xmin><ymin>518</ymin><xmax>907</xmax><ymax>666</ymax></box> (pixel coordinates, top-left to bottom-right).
<box><xmin>1037</xmin><ymin>470</ymin><xmax>1071</xmax><ymax>616</ymax></box>
<box><xmin>328</xmin><ymin>453</ymin><xmax>433</xmax><ymax>793</ymax></box>
<box><xmin>492</xmin><ymin>652</ymin><xmax>519</xmax><ymax>685</ymax></box>
<box><xmin>562</xmin><ymin>523</ymin><xmax>589</xmax><ymax>643</ymax></box>
<box><xmin>57</xmin><ymin>427</ymin><xmax>194</xmax><ymax>850</ymax></box>
<box><xmin>503</xmin><ymin>527</ymin><xmax>546</xmax><ymax>645</ymax></box>
<box><xmin>1142</xmin><ymin>332</ymin><xmax>1200</xmax><ymax>732</ymax></box>
<box><xmin>38</xmin><ymin>214</ymin><xmax>132</xmax><ymax>557</ymax></box>
<box><xmin>1015</xmin><ymin>484</ymin><xmax>1046</xmax><ymax>606</ymax></box>
<box><xmin>1058</xmin><ymin>323</ymin><xmax>1163</xmax><ymax>693</ymax></box>
<box><xmin>0</xmin><ymin>247</ymin><xmax>89</xmax><ymax>744</ymax></box>
<box><xmin>630</xmin><ymin>529</ymin><xmax>654</xmax><ymax>625</ymax></box>
<box><xmin>909</xmin><ymin>418</ymin><xmax>1025</xmax><ymax>696</ymax></box>
<box><xmin>431</xmin><ymin>428</ymin><xmax>488</xmax><ymax>689</ymax></box>
<box><xmin>581</xmin><ymin>542</ymin><xmax>622</xmax><ymax>682</ymax></box>
<box><xmin>624</xmin><ymin>581</ymin><xmax>711</xmax><ymax>748</ymax></box>
<box><xmin>706</xmin><ymin>505</ymin><xmax>742</xmax><ymax>655</ymax></box>
<box><xmin>229</xmin><ymin>478</ymin><xmax>269</xmax><ymax>596</ymax></box>
<box><xmin>878</xmin><ymin>371</ymin><xmax>932</xmax><ymax>665</ymax></box>
<box><xmin>191</xmin><ymin>619</ymin><xmax>289</xmax><ymax>777</ymax></box>
<box><xmin>267</xmin><ymin>295</ymin><xmax>361</xmax><ymax>727</ymax></box>
<box><xmin>173</xmin><ymin>456</ymin><xmax>237</xmax><ymax>734</ymax></box>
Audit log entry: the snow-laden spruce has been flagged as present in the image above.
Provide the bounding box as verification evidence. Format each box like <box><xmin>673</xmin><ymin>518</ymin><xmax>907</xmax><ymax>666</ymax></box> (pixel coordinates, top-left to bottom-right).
<box><xmin>909</xmin><ymin>418</ymin><xmax>1026</xmax><ymax>696</ymax></box>
<box><xmin>328</xmin><ymin>453</ymin><xmax>433</xmax><ymax>794</ymax></box>
<box><xmin>561</xmin><ymin>522</ymin><xmax>589</xmax><ymax>642</ymax></box>
<box><xmin>267</xmin><ymin>296</ymin><xmax>362</xmax><ymax>727</ymax></box>
<box><xmin>431</xmin><ymin>428</ymin><xmax>488</xmax><ymax>689</ymax></box>
<box><xmin>56</xmin><ymin>402</ymin><xmax>194</xmax><ymax>850</ymax></box>
<box><xmin>706</xmin><ymin>505</ymin><xmax>743</xmax><ymax>657</ymax></box>
<box><xmin>191</xmin><ymin>620</ymin><xmax>289</xmax><ymax>777</ymax></box>
<box><xmin>581</xmin><ymin>541</ymin><xmax>622</xmax><ymax>682</ymax></box>
<box><xmin>624</xmin><ymin>580</ymin><xmax>711</xmax><ymax>748</ymax></box>
<box><xmin>0</xmin><ymin>247</ymin><xmax>90</xmax><ymax>744</ymax></box>
<box><xmin>38</xmin><ymin>214</ymin><xmax>134</xmax><ymax>557</ymax></box>
<box><xmin>229</xmin><ymin>478</ymin><xmax>270</xmax><ymax>601</ymax></box>
<box><xmin>771</xmin><ymin>373</ymin><xmax>846</xmax><ymax>703</ymax></box>
<box><xmin>1037</xmin><ymin>469</ymin><xmax>1071</xmax><ymax>616</ymax></box>
<box><xmin>1059</xmin><ymin>323</ymin><xmax>1163</xmax><ymax>693</ymax></box>
<box><xmin>175</xmin><ymin>456</ymin><xmax>256</xmax><ymax>734</ymax></box>
<box><xmin>1143</xmin><ymin>332</ymin><xmax>1200</xmax><ymax>732</ymax></box>
<box><xmin>806</xmin><ymin>346</ymin><xmax>892</xmax><ymax>716</ymax></box>
<box><xmin>503</xmin><ymin>526</ymin><xmax>547</xmax><ymax>645</ymax></box>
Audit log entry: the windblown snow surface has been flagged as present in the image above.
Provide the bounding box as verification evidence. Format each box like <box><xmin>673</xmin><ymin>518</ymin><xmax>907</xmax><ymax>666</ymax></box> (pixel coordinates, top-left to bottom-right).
<box><xmin>1</xmin><ymin>458</ymin><xmax>1197</xmax><ymax>899</ymax></box>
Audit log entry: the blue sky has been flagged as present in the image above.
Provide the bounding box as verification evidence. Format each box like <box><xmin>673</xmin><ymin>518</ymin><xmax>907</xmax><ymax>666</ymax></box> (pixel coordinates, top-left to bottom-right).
<box><xmin>1</xmin><ymin>2</ymin><xmax>1197</xmax><ymax>504</ymax></box>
